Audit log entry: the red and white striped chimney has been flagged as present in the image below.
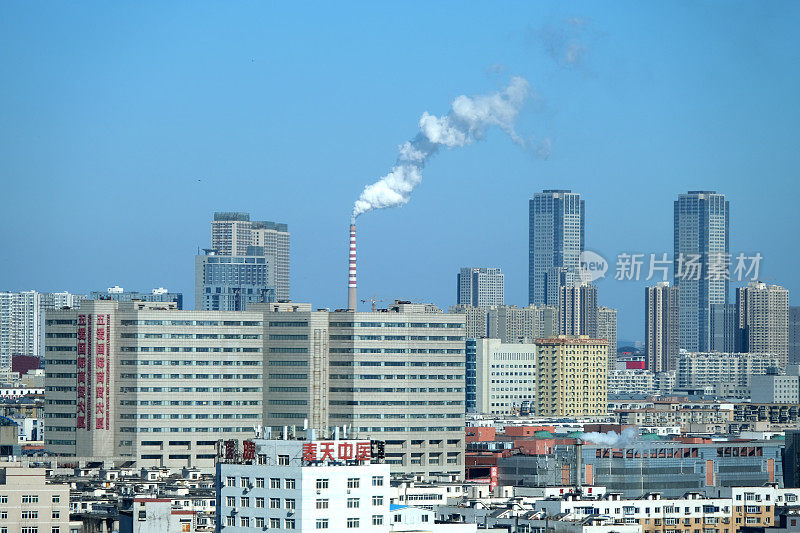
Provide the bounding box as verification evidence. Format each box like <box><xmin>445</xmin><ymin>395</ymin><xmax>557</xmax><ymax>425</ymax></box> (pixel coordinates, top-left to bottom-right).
<box><xmin>347</xmin><ymin>216</ymin><xmax>357</xmax><ymax>311</ymax></box>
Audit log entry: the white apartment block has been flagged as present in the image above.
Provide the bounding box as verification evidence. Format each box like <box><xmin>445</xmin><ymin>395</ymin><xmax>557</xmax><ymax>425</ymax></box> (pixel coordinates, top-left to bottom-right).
<box><xmin>0</xmin><ymin>463</ymin><xmax>70</xmax><ymax>533</ymax></box>
<box><xmin>43</xmin><ymin>300</ymin><xmax>264</xmax><ymax>469</ymax></box>
<box><xmin>449</xmin><ymin>305</ymin><xmax>487</xmax><ymax>339</ymax></box>
<box><xmin>217</xmin><ymin>438</ymin><xmax>391</xmax><ymax>532</ymax></box>
<box><xmin>474</xmin><ymin>339</ymin><xmax>536</xmax><ymax>415</ymax></box>
<box><xmin>608</xmin><ymin>370</ymin><xmax>659</xmax><ymax>396</ymax></box>
<box><xmin>675</xmin><ymin>352</ymin><xmax>784</xmax><ymax>389</ymax></box>
<box><xmin>750</xmin><ymin>371</ymin><xmax>800</xmax><ymax>404</ymax></box>
<box><xmin>0</xmin><ymin>290</ymin><xmax>85</xmax><ymax>369</ymax></box>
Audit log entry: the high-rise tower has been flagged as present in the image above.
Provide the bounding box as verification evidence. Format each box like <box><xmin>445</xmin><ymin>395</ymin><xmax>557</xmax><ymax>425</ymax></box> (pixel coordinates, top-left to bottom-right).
<box><xmin>529</xmin><ymin>190</ymin><xmax>585</xmax><ymax>306</ymax></box>
<box><xmin>673</xmin><ymin>191</ymin><xmax>729</xmax><ymax>351</ymax></box>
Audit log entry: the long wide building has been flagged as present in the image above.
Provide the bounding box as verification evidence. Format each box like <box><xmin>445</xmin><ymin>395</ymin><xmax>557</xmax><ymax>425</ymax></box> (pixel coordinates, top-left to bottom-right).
<box><xmin>44</xmin><ymin>299</ymin><xmax>466</xmax><ymax>480</ymax></box>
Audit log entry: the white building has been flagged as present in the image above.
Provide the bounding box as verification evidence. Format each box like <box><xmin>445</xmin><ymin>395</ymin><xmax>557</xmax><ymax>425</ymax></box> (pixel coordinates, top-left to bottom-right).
<box><xmin>0</xmin><ymin>290</ymin><xmax>85</xmax><ymax>369</ymax></box>
<box><xmin>457</xmin><ymin>268</ymin><xmax>504</xmax><ymax>309</ymax></box>
<box><xmin>474</xmin><ymin>339</ymin><xmax>537</xmax><ymax>415</ymax></box>
<box><xmin>675</xmin><ymin>352</ymin><xmax>783</xmax><ymax>389</ymax></box>
<box><xmin>217</xmin><ymin>437</ymin><xmax>391</xmax><ymax>531</ymax></box>
<box><xmin>487</xmin><ymin>305</ymin><xmax>558</xmax><ymax>343</ymax></box>
<box><xmin>750</xmin><ymin>366</ymin><xmax>800</xmax><ymax>404</ymax></box>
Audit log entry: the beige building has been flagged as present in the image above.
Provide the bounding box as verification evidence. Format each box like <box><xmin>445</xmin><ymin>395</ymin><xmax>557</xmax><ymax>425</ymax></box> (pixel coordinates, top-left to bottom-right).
<box><xmin>736</xmin><ymin>281</ymin><xmax>789</xmax><ymax>366</ymax></box>
<box><xmin>44</xmin><ymin>300</ymin><xmax>264</xmax><ymax>469</ymax></box>
<box><xmin>262</xmin><ymin>301</ymin><xmax>466</xmax><ymax>480</ymax></box>
<box><xmin>450</xmin><ymin>304</ymin><xmax>487</xmax><ymax>339</ymax></box>
<box><xmin>535</xmin><ymin>335</ymin><xmax>607</xmax><ymax>417</ymax></box>
<box><xmin>597</xmin><ymin>306</ymin><xmax>617</xmax><ymax>370</ymax></box>
<box><xmin>474</xmin><ymin>339</ymin><xmax>537</xmax><ymax>415</ymax></box>
<box><xmin>0</xmin><ymin>463</ymin><xmax>69</xmax><ymax>533</ymax></box>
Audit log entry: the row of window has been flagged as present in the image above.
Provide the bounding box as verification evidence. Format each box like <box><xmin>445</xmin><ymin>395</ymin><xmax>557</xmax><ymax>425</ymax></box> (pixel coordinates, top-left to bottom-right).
<box><xmin>328</xmin><ymin>413</ymin><xmax>462</xmax><ymax>419</ymax></box>
<box><xmin>120</xmin><ymin>400</ymin><xmax>260</xmax><ymax>406</ymax></box>
<box><xmin>328</xmin><ymin>322</ymin><xmax>462</xmax><ymax>328</ymax></box>
<box><xmin>120</xmin><ymin>346</ymin><xmax>261</xmax><ymax>352</ymax></box>
<box><xmin>120</xmin><ymin>320</ymin><xmax>262</xmax><ymax>326</ymax></box>
<box><xmin>330</xmin><ymin>348</ymin><xmax>463</xmax><ymax>354</ymax></box>
<box><xmin>120</xmin><ymin>373</ymin><xmax>261</xmax><ymax>380</ymax></box>
<box><xmin>330</xmin><ymin>361</ymin><xmax>464</xmax><ymax>367</ymax></box>
<box><xmin>329</xmin><ymin>373</ymin><xmax>462</xmax><ymax>380</ymax></box>
<box><xmin>119</xmin><ymin>413</ymin><xmax>257</xmax><ymax>420</ymax></box>
<box><xmin>120</xmin><ymin>387</ymin><xmax>261</xmax><ymax>393</ymax></box>
<box><xmin>329</xmin><ymin>387</ymin><xmax>464</xmax><ymax>393</ymax></box>
<box><xmin>120</xmin><ymin>426</ymin><xmax>256</xmax><ymax>433</ymax></box>
<box><xmin>121</xmin><ymin>359</ymin><xmax>260</xmax><ymax>365</ymax></box>
<box><xmin>121</xmin><ymin>332</ymin><xmax>261</xmax><ymax>339</ymax></box>
<box><xmin>330</xmin><ymin>335</ymin><xmax>464</xmax><ymax>341</ymax></box>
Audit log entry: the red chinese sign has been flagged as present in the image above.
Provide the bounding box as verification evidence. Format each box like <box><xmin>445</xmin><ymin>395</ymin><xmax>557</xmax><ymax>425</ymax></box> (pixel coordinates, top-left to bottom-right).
<box><xmin>76</xmin><ymin>313</ymin><xmax>111</xmax><ymax>432</ymax></box>
<box><xmin>302</xmin><ymin>441</ymin><xmax>371</xmax><ymax>463</ymax></box>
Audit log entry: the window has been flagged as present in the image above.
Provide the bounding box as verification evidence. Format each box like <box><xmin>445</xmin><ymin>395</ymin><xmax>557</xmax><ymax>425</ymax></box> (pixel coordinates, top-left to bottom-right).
<box><xmin>347</xmin><ymin>517</ymin><xmax>360</xmax><ymax>528</ymax></box>
<box><xmin>226</xmin><ymin>516</ymin><xmax>235</xmax><ymax>526</ymax></box>
<box><xmin>372</xmin><ymin>515</ymin><xmax>384</xmax><ymax>525</ymax></box>
<box><xmin>372</xmin><ymin>475</ymin><xmax>384</xmax><ymax>486</ymax></box>
<box><xmin>226</xmin><ymin>476</ymin><xmax>236</xmax><ymax>487</ymax></box>
<box><xmin>21</xmin><ymin>511</ymin><xmax>39</xmax><ymax>519</ymax></box>
<box><xmin>316</xmin><ymin>478</ymin><xmax>329</xmax><ymax>489</ymax></box>
<box><xmin>255</xmin><ymin>477</ymin><xmax>265</xmax><ymax>488</ymax></box>
<box><xmin>256</xmin><ymin>518</ymin><xmax>265</xmax><ymax>528</ymax></box>
<box><xmin>285</xmin><ymin>519</ymin><xmax>296</xmax><ymax>529</ymax></box>
<box><xmin>0</xmin><ymin>496</ymin><xmax>6</xmax><ymax>503</ymax></box>
<box><xmin>52</xmin><ymin>528</ymin><xmax>60</xmax><ymax>533</ymax></box>
<box><xmin>226</xmin><ymin>496</ymin><xmax>235</xmax><ymax>506</ymax></box>
<box><xmin>270</xmin><ymin>498</ymin><xmax>281</xmax><ymax>509</ymax></box>
<box><xmin>746</xmin><ymin>506</ymin><xmax>760</xmax><ymax>513</ymax></box>
<box><xmin>285</xmin><ymin>478</ymin><xmax>296</xmax><ymax>489</ymax></box>
<box><xmin>240</xmin><ymin>497</ymin><xmax>249</xmax><ymax>507</ymax></box>
<box><xmin>52</xmin><ymin>495</ymin><xmax>60</xmax><ymax>503</ymax></box>
<box><xmin>286</xmin><ymin>499</ymin><xmax>296</xmax><ymax>510</ymax></box>
<box><xmin>422</xmin><ymin>514</ymin><xmax>429</xmax><ymax>522</ymax></box>
<box><xmin>316</xmin><ymin>519</ymin><xmax>329</xmax><ymax>529</ymax></box>
<box><xmin>22</xmin><ymin>529</ymin><xmax>39</xmax><ymax>533</ymax></box>
<box><xmin>347</xmin><ymin>497</ymin><xmax>360</xmax><ymax>508</ymax></box>
<box><xmin>316</xmin><ymin>499</ymin><xmax>329</xmax><ymax>509</ymax></box>
<box><xmin>21</xmin><ymin>494</ymin><xmax>39</xmax><ymax>503</ymax></box>
<box><xmin>52</xmin><ymin>511</ymin><xmax>60</xmax><ymax>519</ymax></box>
<box><xmin>372</xmin><ymin>495</ymin><xmax>384</xmax><ymax>505</ymax></box>
<box><xmin>347</xmin><ymin>478</ymin><xmax>360</xmax><ymax>488</ymax></box>
<box><xmin>278</xmin><ymin>454</ymin><xmax>290</xmax><ymax>465</ymax></box>
<box><xmin>271</xmin><ymin>478</ymin><xmax>281</xmax><ymax>489</ymax></box>
<box><xmin>240</xmin><ymin>517</ymin><xmax>249</xmax><ymax>527</ymax></box>
<box><xmin>256</xmin><ymin>497</ymin><xmax>265</xmax><ymax>508</ymax></box>
<box><xmin>240</xmin><ymin>477</ymin><xmax>250</xmax><ymax>487</ymax></box>
<box><xmin>270</xmin><ymin>519</ymin><xmax>281</xmax><ymax>528</ymax></box>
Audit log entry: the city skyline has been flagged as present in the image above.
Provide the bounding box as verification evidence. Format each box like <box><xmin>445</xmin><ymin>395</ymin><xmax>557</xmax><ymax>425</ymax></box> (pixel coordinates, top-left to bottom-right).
<box><xmin>2</xmin><ymin>3</ymin><xmax>799</xmax><ymax>341</ymax></box>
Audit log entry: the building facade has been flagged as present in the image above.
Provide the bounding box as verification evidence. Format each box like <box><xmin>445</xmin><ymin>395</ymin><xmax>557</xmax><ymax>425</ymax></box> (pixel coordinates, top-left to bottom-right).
<box><xmin>195</xmin><ymin>252</ymin><xmax>276</xmax><ymax>311</ymax></box>
<box><xmin>43</xmin><ymin>300</ymin><xmax>264</xmax><ymax>468</ymax></box>
<box><xmin>736</xmin><ymin>281</ymin><xmax>790</xmax><ymax>366</ymax></box>
<box><xmin>645</xmin><ymin>282</ymin><xmax>680</xmax><ymax>372</ymax></box>
<box><xmin>0</xmin><ymin>290</ymin><xmax>86</xmax><ymax>369</ymax></box>
<box><xmin>0</xmin><ymin>463</ymin><xmax>70</xmax><ymax>533</ymax></box>
<box><xmin>457</xmin><ymin>268</ymin><xmax>504</xmax><ymax>309</ymax></box>
<box><xmin>559</xmin><ymin>284</ymin><xmax>598</xmax><ymax>338</ymax></box>
<box><xmin>674</xmin><ymin>352</ymin><xmax>783</xmax><ymax>389</ymax></box>
<box><xmin>210</xmin><ymin>212</ymin><xmax>291</xmax><ymax>301</ymax></box>
<box><xmin>474</xmin><ymin>339</ymin><xmax>537</xmax><ymax>416</ymax></box>
<box><xmin>535</xmin><ymin>336</ymin><xmax>607</xmax><ymax>417</ymax></box>
<box><xmin>487</xmin><ymin>305</ymin><xmax>558</xmax><ymax>344</ymax></box>
<box><xmin>673</xmin><ymin>191</ymin><xmax>729</xmax><ymax>352</ymax></box>
<box><xmin>260</xmin><ymin>302</ymin><xmax>466</xmax><ymax>481</ymax></box>
<box><xmin>529</xmin><ymin>190</ymin><xmax>585</xmax><ymax>306</ymax></box>
<box><xmin>597</xmin><ymin>307</ymin><xmax>617</xmax><ymax>370</ymax></box>
<box><xmin>790</xmin><ymin>306</ymin><xmax>800</xmax><ymax>365</ymax></box>
<box><xmin>449</xmin><ymin>305</ymin><xmax>487</xmax><ymax>339</ymax></box>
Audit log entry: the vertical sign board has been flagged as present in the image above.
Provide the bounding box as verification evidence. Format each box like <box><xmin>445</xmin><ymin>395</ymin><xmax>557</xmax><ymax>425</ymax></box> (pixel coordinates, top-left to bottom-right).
<box><xmin>76</xmin><ymin>313</ymin><xmax>111</xmax><ymax>432</ymax></box>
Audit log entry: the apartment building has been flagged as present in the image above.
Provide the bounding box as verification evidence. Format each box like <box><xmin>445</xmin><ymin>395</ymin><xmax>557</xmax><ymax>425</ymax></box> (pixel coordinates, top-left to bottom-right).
<box><xmin>0</xmin><ymin>463</ymin><xmax>70</xmax><ymax>533</ymax></box>
<box><xmin>724</xmin><ymin>485</ymin><xmax>800</xmax><ymax>529</ymax></box>
<box><xmin>487</xmin><ymin>305</ymin><xmax>558</xmax><ymax>343</ymax></box>
<box><xmin>675</xmin><ymin>352</ymin><xmax>783</xmax><ymax>389</ymax></box>
<box><xmin>473</xmin><ymin>339</ymin><xmax>537</xmax><ymax>416</ymax></box>
<box><xmin>535</xmin><ymin>336</ymin><xmax>607</xmax><ymax>417</ymax></box>
<box><xmin>43</xmin><ymin>300</ymin><xmax>264</xmax><ymax>469</ymax></box>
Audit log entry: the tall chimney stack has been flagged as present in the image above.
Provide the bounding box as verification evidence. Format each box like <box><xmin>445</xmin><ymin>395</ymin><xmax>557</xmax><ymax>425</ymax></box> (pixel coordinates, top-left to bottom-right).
<box><xmin>348</xmin><ymin>216</ymin><xmax>357</xmax><ymax>311</ymax></box>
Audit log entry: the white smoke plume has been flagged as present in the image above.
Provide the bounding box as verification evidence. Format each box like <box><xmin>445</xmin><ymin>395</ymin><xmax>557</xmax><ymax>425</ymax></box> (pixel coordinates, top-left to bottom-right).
<box><xmin>352</xmin><ymin>77</ymin><xmax>532</xmax><ymax>218</ymax></box>
<box><xmin>580</xmin><ymin>427</ymin><xmax>638</xmax><ymax>447</ymax></box>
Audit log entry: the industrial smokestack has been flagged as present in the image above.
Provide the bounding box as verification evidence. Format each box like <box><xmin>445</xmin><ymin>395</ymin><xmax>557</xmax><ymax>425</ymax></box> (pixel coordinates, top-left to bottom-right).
<box><xmin>348</xmin><ymin>217</ymin><xmax>357</xmax><ymax>311</ymax></box>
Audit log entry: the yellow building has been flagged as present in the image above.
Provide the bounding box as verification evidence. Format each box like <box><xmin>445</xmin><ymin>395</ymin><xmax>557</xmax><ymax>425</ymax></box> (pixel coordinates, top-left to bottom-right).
<box><xmin>535</xmin><ymin>335</ymin><xmax>607</xmax><ymax>417</ymax></box>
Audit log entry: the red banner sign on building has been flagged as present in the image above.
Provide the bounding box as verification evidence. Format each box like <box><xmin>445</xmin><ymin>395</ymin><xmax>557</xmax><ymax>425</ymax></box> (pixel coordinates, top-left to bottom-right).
<box><xmin>301</xmin><ymin>441</ymin><xmax>371</xmax><ymax>463</ymax></box>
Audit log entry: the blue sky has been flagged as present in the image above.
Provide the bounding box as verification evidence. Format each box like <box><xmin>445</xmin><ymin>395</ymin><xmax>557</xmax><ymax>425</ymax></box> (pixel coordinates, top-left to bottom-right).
<box><xmin>1</xmin><ymin>1</ymin><xmax>799</xmax><ymax>341</ymax></box>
